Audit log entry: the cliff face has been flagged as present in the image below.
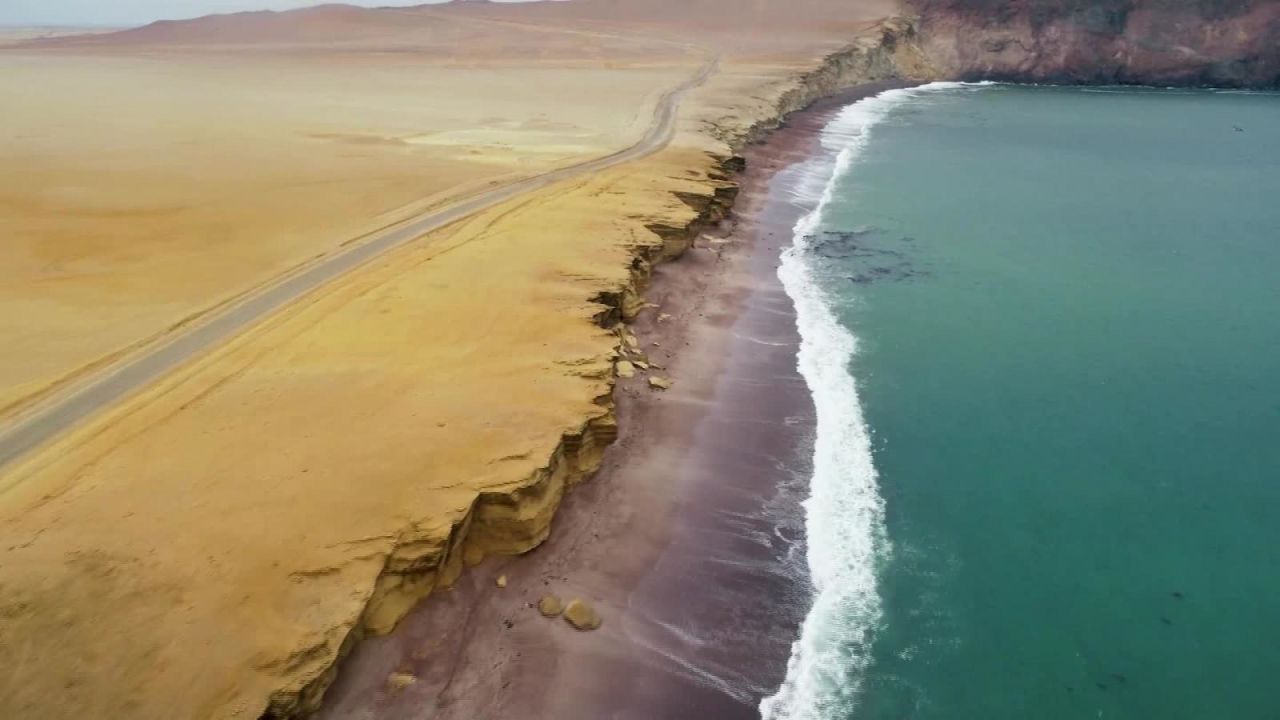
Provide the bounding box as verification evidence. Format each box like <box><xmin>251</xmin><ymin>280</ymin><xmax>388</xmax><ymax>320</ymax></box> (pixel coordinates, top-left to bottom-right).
<box><xmin>911</xmin><ymin>0</ymin><xmax>1280</xmax><ymax>87</ymax></box>
<box><xmin>707</xmin><ymin>17</ymin><xmax>936</xmax><ymax>147</ymax></box>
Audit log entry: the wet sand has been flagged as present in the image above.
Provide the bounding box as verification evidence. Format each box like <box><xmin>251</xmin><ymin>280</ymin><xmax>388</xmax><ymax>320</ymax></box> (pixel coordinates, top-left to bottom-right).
<box><xmin>315</xmin><ymin>82</ymin><xmax>900</xmax><ymax>720</ymax></box>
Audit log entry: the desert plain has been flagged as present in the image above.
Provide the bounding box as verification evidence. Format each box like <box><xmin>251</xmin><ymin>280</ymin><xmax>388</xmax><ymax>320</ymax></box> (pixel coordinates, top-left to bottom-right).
<box><xmin>0</xmin><ymin>1</ymin><xmax>904</xmax><ymax>718</ymax></box>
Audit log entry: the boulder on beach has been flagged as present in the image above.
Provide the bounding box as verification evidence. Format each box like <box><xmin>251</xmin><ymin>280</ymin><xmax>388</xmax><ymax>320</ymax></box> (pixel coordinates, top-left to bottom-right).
<box><xmin>386</xmin><ymin>672</ymin><xmax>417</xmax><ymax>693</ymax></box>
<box><xmin>538</xmin><ymin>594</ymin><xmax>564</xmax><ymax>617</ymax></box>
<box><xmin>648</xmin><ymin>376</ymin><xmax>672</xmax><ymax>390</ymax></box>
<box><xmin>616</xmin><ymin>360</ymin><xmax>636</xmax><ymax>379</ymax></box>
<box><xmin>496</xmin><ymin>575</ymin><xmax>508</xmax><ymax>588</ymax></box>
<box><xmin>563</xmin><ymin>599</ymin><xmax>602</xmax><ymax>631</ymax></box>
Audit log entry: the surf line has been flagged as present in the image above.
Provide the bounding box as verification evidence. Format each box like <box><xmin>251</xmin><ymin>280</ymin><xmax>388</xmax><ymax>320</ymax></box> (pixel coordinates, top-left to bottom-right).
<box><xmin>761</xmin><ymin>82</ymin><xmax>992</xmax><ymax>720</ymax></box>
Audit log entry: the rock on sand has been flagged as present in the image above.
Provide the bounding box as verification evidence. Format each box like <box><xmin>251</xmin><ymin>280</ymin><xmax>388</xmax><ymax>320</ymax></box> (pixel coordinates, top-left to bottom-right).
<box><xmin>386</xmin><ymin>672</ymin><xmax>418</xmax><ymax>693</ymax></box>
<box><xmin>538</xmin><ymin>594</ymin><xmax>564</xmax><ymax>617</ymax></box>
<box><xmin>563</xmin><ymin>599</ymin><xmax>602</xmax><ymax>631</ymax></box>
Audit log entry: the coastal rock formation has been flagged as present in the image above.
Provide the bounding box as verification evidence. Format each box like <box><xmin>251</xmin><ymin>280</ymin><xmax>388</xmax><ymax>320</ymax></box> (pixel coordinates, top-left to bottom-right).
<box><xmin>708</xmin><ymin>16</ymin><xmax>937</xmax><ymax>147</ymax></box>
<box><xmin>910</xmin><ymin>0</ymin><xmax>1280</xmax><ymax>86</ymax></box>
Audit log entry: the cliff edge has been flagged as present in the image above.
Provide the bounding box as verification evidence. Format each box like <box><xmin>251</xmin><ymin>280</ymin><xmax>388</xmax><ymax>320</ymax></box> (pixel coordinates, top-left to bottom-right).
<box><xmin>910</xmin><ymin>0</ymin><xmax>1280</xmax><ymax>86</ymax></box>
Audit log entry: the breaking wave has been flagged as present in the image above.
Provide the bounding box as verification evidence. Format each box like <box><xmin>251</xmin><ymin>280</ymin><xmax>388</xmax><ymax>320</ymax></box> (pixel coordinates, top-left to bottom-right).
<box><xmin>760</xmin><ymin>82</ymin><xmax>988</xmax><ymax>720</ymax></box>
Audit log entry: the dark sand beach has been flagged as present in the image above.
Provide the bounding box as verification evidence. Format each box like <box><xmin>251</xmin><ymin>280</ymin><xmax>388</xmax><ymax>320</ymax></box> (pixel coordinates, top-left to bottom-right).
<box><xmin>315</xmin><ymin>84</ymin><xmax>898</xmax><ymax>720</ymax></box>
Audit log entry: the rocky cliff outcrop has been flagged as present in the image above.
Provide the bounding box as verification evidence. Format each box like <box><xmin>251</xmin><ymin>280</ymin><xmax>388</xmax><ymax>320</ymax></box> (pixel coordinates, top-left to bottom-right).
<box><xmin>910</xmin><ymin>0</ymin><xmax>1280</xmax><ymax>86</ymax></box>
<box><xmin>708</xmin><ymin>17</ymin><xmax>937</xmax><ymax>147</ymax></box>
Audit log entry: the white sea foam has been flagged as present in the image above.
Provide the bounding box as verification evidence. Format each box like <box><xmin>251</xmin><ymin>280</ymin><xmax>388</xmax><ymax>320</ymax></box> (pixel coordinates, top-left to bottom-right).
<box><xmin>760</xmin><ymin>82</ymin><xmax>983</xmax><ymax>720</ymax></box>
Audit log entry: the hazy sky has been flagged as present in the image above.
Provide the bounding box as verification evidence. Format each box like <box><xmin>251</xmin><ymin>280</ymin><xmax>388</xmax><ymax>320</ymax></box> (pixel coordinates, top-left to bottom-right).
<box><xmin>2</xmin><ymin>1</ymin><xmax>541</xmax><ymax>27</ymax></box>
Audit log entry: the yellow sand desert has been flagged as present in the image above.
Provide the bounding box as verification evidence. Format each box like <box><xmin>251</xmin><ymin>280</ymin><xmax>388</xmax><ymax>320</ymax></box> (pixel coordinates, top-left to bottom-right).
<box><xmin>0</xmin><ymin>1</ymin><xmax>913</xmax><ymax>718</ymax></box>
<box><xmin>0</xmin><ymin>24</ymin><xmax>687</xmax><ymax>418</ymax></box>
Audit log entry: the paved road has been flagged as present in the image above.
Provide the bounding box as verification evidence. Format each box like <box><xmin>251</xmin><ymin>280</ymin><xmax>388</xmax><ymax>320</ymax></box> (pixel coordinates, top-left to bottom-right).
<box><xmin>0</xmin><ymin>57</ymin><xmax>718</xmax><ymax>470</ymax></box>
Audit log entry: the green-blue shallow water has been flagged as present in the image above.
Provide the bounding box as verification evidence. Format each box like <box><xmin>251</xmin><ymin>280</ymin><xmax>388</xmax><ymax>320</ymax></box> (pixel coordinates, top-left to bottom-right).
<box><xmin>765</xmin><ymin>84</ymin><xmax>1280</xmax><ymax>719</ymax></box>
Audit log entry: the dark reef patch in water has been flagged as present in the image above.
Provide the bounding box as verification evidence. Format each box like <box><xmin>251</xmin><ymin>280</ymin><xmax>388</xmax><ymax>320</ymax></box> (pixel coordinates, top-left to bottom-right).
<box><xmin>805</xmin><ymin>227</ymin><xmax>931</xmax><ymax>285</ymax></box>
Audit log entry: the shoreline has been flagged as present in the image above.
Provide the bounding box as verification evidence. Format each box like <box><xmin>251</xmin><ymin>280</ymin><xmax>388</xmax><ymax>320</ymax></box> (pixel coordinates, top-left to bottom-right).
<box><xmin>314</xmin><ymin>82</ymin><xmax>900</xmax><ymax>719</ymax></box>
<box><xmin>307</xmin><ymin>71</ymin><xmax>1280</xmax><ymax>718</ymax></box>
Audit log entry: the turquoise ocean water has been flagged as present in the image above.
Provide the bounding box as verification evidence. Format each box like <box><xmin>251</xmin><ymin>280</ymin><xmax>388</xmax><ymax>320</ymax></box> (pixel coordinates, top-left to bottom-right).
<box><xmin>762</xmin><ymin>84</ymin><xmax>1280</xmax><ymax>719</ymax></box>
